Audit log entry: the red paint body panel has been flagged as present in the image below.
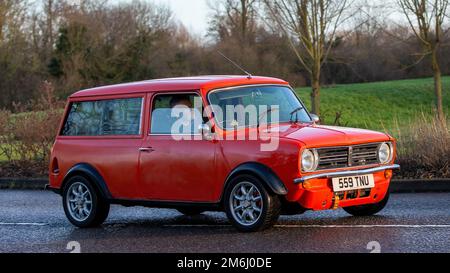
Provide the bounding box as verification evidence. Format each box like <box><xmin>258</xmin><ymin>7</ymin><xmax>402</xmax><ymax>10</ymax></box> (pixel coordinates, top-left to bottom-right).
<box><xmin>138</xmin><ymin>135</ymin><xmax>218</xmax><ymax>201</ymax></box>
<box><xmin>292</xmin><ymin>171</ymin><xmax>390</xmax><ymax>210</ymax></box>
<box><xmin>51</xmin><ymin>137</ymin><xmax>143</xmax><ymax>199</ymax></box>
<box><xmin>50</xmin><ymin>76</ymin><xmax>396</xmax><ymax>211</ymax></box>
<box><xmin>284</xmin><ymin>125</ymin><xmax>390</xmax><ymax>146</ymax></box>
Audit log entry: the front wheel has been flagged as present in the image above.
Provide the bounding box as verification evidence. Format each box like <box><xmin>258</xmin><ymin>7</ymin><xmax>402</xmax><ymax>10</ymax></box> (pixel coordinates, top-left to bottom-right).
<box><xmin>343</xmin><ymin>192</ymin><xmax>390</xmax><ymax>216</ymax></box>
<box><xmin>224</xmin><ymin>175</ymin><xmax>281</xmax><ymax>232</ymax></box>
<box><xmin>63</xmin><ymin>176</ymin><xmax>110</xmax><ymax>228</ymax></box>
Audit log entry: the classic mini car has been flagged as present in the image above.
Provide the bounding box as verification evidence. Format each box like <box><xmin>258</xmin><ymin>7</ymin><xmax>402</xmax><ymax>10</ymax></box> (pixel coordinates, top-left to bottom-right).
<box><xmin>47</xmin><ymin>76</ymin><xmax>399</xmax><ymax>232</ymax></box>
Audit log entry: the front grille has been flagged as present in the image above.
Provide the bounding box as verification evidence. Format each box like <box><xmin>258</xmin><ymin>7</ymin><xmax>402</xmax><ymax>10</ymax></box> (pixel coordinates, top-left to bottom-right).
<box><xmin>351</xmin><ymin>143</ymin><xmax>380</xmax><ymax>166</ymax></box>
<box><xmin>317</xmin><ymin>143</ymin><xmax>380</xmax><ymax>171</ymax></box>
<box><xmin>317</xmin><ymin>147</ymin><xmax>349</xmax><ymax>170</ymax></box>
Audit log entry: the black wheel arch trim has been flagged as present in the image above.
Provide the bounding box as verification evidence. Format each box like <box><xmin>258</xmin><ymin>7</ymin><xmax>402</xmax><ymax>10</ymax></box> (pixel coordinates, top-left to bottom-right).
<box><xmin>61</xmin><ymin>163</ymin><xmax>112</xmax><ymax>200</ymax></box>
<box><xmin>223</xmin><ymin>162</ymin><xmax>288</xmax><ymax>198</ymax></box>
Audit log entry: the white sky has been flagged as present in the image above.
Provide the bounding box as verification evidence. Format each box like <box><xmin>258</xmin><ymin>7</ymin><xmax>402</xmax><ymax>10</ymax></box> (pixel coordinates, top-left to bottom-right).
<box><xmin>114</xmin><ymin>0</ymin><xmax>210</xmax><ymax>36</ymax></box>
<box><xmin>153</xmin><ymin>0</ymin><xmax>210</xmax><ymax>36</ymax></box>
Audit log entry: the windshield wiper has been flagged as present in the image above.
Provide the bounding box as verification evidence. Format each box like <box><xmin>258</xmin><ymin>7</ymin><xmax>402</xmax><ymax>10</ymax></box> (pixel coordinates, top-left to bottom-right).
<box><xmin>290</xmin><ymin>107</ymin><xmax>304</xmax><ymax>124</ymax></box>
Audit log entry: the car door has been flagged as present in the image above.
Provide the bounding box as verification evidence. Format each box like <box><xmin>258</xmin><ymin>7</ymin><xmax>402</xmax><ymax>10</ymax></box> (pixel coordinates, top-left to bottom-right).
<box><xmin>138</xmin><ymin>92</ymin><xmax>218</xmax><ymax>202</ymax></box>
<box><xmin>59</xmin><ymin>94</ymin><xmax>146</xmax><ymax>199</ymax></box>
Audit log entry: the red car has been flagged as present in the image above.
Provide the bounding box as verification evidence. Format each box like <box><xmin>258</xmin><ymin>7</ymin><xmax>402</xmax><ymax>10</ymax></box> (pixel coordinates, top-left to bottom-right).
<box><xmin>47</xmin><ymin>76</ymin><xmax>399</xmax><ymax>232</ymax></box>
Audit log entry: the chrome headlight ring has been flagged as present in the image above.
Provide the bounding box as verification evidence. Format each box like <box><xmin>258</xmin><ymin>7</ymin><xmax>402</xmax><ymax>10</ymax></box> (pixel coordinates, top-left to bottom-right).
<box><xmin>378</xmin><ymin>142</ymin><xmax>393</xmax><ymax>164</ymax></box>
<box><xmin>301</xmin><ymin>148</ymin><xmax>319</xmax><ymax>172</ymax></box>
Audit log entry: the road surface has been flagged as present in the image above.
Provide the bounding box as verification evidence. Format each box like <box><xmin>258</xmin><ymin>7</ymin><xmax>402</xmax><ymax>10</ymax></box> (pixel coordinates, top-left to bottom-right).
<box><xmin>0</xmin><ymin>190</ymin><xmax>449</xmax><ymax>253</ymax></box>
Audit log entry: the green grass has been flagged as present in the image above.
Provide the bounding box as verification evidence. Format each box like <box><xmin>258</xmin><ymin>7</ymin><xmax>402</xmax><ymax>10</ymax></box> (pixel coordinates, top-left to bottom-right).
<box><xmin>296</xmin><ymin>76</ymin><xmax>450</xmax><ymax>131</ymax></box>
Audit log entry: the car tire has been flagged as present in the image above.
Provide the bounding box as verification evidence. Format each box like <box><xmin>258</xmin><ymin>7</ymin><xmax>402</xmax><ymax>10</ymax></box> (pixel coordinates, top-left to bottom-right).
<box><xmin>224</xmin><ymin>174</ymin><xmax>281</xmax><ymax>232</ymax></box>
<box><xmin>343</xmin><ymin>191</ymin><xmax>390</xmax><ymax>217</ymax></box>
<box><xmin>63</xmin><ymin>175</ymin><xmax>110</xmax><ymax>228</ymax></box>
<box><xmin>177</xmin><ymin>208</ymin><xmax>206</xmax><ymax>216</ymax></box>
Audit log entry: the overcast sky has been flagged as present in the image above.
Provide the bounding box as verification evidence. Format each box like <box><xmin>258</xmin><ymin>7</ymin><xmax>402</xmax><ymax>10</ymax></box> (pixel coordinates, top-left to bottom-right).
<box><xmin>153</xmin><ymin>0</ymin><xmax>210</xmax><ymax>36</ymax></box>
<box><xmin>121</xmin><ymin>0</ymin><xmax>403</xmax><ymax>37</ymax></box>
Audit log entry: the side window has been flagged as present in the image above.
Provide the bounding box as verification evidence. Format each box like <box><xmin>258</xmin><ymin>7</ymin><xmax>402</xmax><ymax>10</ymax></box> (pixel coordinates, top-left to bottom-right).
<box><xmin>62</xmin><ymin>98</ymin><xmax>143</xmax><ymax>136</ymax></box>
<box><xmin>150</xmin><ymin>94</ymin><xmax>203</xmax><ymax>135</ymax></box>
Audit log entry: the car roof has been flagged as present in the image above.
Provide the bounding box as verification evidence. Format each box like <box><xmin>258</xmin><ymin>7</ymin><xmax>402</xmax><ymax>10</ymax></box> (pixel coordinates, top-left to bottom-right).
<box><xmin>70</xmin><ymin>75</ymin><xmax>289</xmax><ymax>98</ymax></box>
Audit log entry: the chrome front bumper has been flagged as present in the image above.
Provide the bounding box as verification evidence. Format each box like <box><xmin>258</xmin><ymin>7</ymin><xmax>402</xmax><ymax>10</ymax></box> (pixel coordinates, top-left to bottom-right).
<box><xmin>294</xmin><ymin>164</ymin><xmax>400</xmax><ymax>184</ymax></box>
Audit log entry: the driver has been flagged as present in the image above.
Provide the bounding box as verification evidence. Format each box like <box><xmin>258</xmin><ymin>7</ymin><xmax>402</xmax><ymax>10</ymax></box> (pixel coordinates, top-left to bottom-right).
<box><xmin>170</xmin><ymin>96</ymin><xmax>193</xmax><ymax>109</ymax></box>
<box><xmin>170</xmin><ymin>96</ymin><xmax>202</xmax><ymax>135</ymax></box>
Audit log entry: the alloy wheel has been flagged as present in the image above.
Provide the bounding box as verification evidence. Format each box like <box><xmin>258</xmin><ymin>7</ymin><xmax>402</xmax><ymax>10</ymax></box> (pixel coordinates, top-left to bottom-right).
<box><xmin>229</xmin><ymin>181</ymin><xmax>263</xmax><ymax>226</ymax></box>
<box><xmin>66</xmin><ymin>182</ymin><xmax>93</xmax><ymax>222</ymax></box>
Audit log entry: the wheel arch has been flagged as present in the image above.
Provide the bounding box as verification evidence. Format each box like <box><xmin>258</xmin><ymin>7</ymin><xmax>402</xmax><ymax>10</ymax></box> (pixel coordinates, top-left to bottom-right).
<box><xmin>61</xmin><ymin>163</ymin><xmax>112</xmax><ymax>200</ymax></box>
<box><xmin>221</xmin><ymin>162</ymin><xmax>288</xmax><ymax>202</ymax></box>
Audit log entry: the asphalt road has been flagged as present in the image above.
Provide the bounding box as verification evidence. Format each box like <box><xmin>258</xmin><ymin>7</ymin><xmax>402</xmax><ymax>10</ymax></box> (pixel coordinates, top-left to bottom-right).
<box><xmin>0</xmin><ymin>190</ymin><xmax>449</xmax><ymax>253</ymax></box>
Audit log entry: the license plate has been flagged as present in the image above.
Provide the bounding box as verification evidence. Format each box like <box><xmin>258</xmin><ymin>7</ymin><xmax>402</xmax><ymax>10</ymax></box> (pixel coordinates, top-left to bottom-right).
<box><xmin>332</xmin><ymin>174</ymin><xmax>375</xmax><ymax>192</ymax></box>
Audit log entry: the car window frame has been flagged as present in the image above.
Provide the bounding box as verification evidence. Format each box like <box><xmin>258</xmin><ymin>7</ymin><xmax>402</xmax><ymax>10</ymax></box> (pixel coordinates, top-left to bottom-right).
<box><xmin>58</xmin><ymin>93</ymin><xmax>146</xmax><ymax>139</ymax></box>
<box><xmin>206</xmin><ymin>84</ymin><xmax>313</xmax><ymax>131</ymax></box>
<box><xmin>148</xmin><ymin>91</ymin><xmax>204</xmax><ymax>136</ymax></box>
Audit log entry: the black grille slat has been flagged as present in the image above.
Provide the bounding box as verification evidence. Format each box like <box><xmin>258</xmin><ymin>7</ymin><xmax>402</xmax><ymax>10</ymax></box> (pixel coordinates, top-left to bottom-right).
<box><xmin>320</xmin><ymin>154</ymin><xmax>348</xmax><ymax>159</ymax></box>
<box><xmin>351</xmin><ymin>143</ymin><xmax>380</xmax><ymax>166</ymax></box>
<box><xmin>317</xmin><ymin>143</ymin><xmax>380</xmax><ymax>171</ymax></box>
<box><xmin>353</xmin><ymin>154</ymin><xmax>378</xmax><ymax>158</ymax></box>
<box><xmin>317</xmin><ymin>147</ymin><xmax>349</xmax><ymax>170</ymax></box>
<box><xmin>353</xmin><ymin>151</ymin><xmax>377</xmax><ymax>155</ymax></box>
<box><xmin>320</xmin><ymin>156</ymin><xmax>348</xmax><ymax>162</ymax></box>
<box><xmin>352</xmin><ymin>154</ymin><xmax>377</xmax><ymax>158</ymax></box>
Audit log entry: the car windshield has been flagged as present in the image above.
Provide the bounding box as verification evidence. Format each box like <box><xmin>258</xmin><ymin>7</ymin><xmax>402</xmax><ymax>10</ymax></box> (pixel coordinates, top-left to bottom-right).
<box><xmin>208</xmin><ymin>85</ymin><xmax>311</xmax><ymax>129</ymax></box>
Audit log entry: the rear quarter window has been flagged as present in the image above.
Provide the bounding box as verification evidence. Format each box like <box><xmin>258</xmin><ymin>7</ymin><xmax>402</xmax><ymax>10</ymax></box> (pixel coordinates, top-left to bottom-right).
<box><xmin>61</xmin><ymin>97</ymin><xmax>143</xmax><ymax>136</ymax></box>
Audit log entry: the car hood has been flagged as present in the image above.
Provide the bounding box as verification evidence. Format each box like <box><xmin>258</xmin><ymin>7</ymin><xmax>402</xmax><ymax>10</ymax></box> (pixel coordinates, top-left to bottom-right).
<box><xmin>272</xmin><ymin>124</ymin><xmax>391</xmax><ymax>147</ymax></box>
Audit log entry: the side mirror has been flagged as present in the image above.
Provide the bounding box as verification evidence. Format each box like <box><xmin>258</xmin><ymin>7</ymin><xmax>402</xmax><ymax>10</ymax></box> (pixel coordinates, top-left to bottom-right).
<box><xmin>198</xmin><ymin>124</ymin><xmax>214</xmax><ymax>141</ymax></box>
<box><xmin>310</xmin><ymin>114</ymin><xmax>320</xmax><ymax>124</ymax></box>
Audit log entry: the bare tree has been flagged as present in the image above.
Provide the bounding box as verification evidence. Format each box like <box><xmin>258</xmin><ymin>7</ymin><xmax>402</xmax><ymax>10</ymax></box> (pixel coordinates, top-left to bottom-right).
<box><xmin>43</xmin><ymin>0</ymin><xmax>58</xmax><ymax>58</ymax></box>
<box><xmin>0</xmin><ymin>1</ymin><xmax>14</xmax><ymax>41</ymax></box>
<box><xmin>208</xmin><ymin>0</ymin><xmax>259</xmax><ymax>44</ymax></box>
<box><xmin>29</xmin><ymin>0</ymin><xmax>61</xmax><ymax>63</ymax></box>
<box><xmin>0</xmin><ymin>0</ymin><xmax>27</xmax><ymax>43</ymax></box>
<box><xmin>263</xmin><ymin>0</ymin><xmax>349</xmax><ymax>115</ymax></box>
<box><xmin>398</xmin><ymin>0</ymin><xmax>449</xmax><ymax>123</ymax></box>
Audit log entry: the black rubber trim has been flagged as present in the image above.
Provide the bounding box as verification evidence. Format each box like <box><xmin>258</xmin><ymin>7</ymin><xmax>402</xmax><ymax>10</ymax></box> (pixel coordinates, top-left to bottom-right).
<box><xmin>111</xmin><ymin>199</ymin><xmax>221</xmax><ymax>211</ymax></box>
<box><xmin>224</xmin><ymin>162</ymin><xmax>288</xmax><ymax>196</ymax></box>
<box><xmin>45</xmin><ymin>184</ymin><xmax>61</xmax><ymax>194</ymax></box>
<box><xmin>62</xmin><ymin>163</ymin><xmax>113</xmax><ymax>200</ymax></box>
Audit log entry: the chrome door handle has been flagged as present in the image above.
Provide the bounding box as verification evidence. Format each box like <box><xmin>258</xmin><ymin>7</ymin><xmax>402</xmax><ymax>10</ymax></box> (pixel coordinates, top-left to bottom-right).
<box><xmin>139</xmin><ymin>147</ymin><xmax>155</xmax><ymax>153</ymax></box>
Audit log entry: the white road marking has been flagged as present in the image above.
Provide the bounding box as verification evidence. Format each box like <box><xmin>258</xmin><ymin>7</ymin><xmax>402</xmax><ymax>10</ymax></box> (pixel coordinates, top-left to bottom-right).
<box><xmin>0</xmin><ymin>222</ymin><xmax>48</xmax><ymax>226</ymax></box>
<box><xmin>163</xmin><ymin>224</ymin><xmax>450</xmax><ymax>228</ymax></box>
<box><xmin>274</xmin><ymin>224</ymin><xmax>450</xmax><ymax>228</ymax></box>
<box><xmin>164</xmin><ymin>224</ymin><xmax>231</xmax><ymax>228</ymax></box>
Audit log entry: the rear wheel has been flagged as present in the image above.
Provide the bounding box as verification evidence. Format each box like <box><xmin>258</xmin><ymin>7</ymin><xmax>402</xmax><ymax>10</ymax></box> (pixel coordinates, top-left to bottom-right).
<box><xmin>343</xmin><ymin>192</ymin><xmax>390</xmax><ymax>216</ymax></box>
<box><xmin>63</xmin><ymin>176</ymin><xmax>110</xmax><ymax>228</ymax></box>
<box><xmin>224</xmin><ymin>175</ymin><xmax>281</xmax><ymax>232</ymax></box>
<box><xmin>177</xmin><ymin>208</ymin><xmax>206</xmax><ymax>216</ymax></box>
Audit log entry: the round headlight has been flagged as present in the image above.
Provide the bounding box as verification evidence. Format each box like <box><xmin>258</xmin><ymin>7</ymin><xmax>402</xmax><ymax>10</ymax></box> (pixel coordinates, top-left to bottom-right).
<box><xmin>378</xmin><ymin>143</ymin><xmax>392</xmax><ymax>164</ymax></box>
<box><xmin>302</xmin><ymin>149</ymin><xmax>318</xmax><ymax>172</ymax></box>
